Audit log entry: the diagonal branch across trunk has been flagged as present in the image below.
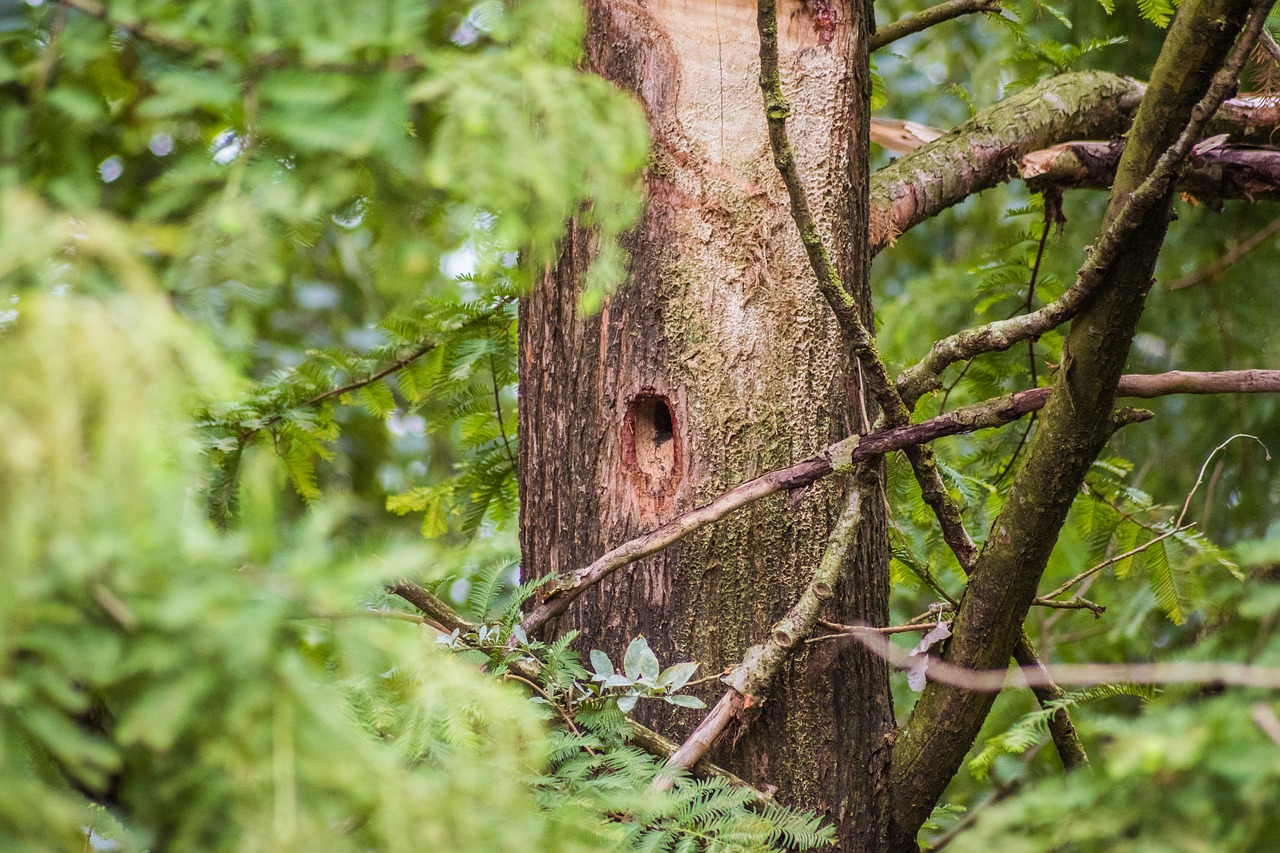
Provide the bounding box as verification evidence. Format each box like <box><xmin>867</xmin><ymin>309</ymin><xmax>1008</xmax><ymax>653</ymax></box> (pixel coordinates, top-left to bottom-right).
<box><xmin>521</xmin><ymin>369</ymin><xmax>1280</xmax><ymax>634</ymax></box>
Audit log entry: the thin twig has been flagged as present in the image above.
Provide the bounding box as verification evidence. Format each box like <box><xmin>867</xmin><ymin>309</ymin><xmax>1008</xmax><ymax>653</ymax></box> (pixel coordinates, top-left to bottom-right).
<box><xmin>488</xmin><ymin>353</ymin><xmax>518</xmax><ymax>472</ymax></box>
<box><xmin>807</xmin><ymin>619</ymin><xmax>948</xmax><ymax>643</ymax></box>
<box><xmin>1043</xmin><ymin>525</ymin><xmax>1191</xmax><ymax>600</ymax></box>
<box><xmin>503</xmin><ymin>672</ymin><xmax>587</xmax><ymax>742</ymax></box>
<box><xmin>871</xmin><ymin>0</ymin><xmax>1002</xmax><ymax>51</ymax></box>
<box><xmin>1176</xmin><ymin>433</ymin><xmax>1270</xmax><ymax>527</ymax></box>
<box><xmin>239</xmin><ymin>342</ymin><xmax>436</xmax><ymax>444</ymax></box>
<box><xmin>1166</xmin><ymin>214</ymin><xmax>1280</xmax><ymax>289</ymax></box>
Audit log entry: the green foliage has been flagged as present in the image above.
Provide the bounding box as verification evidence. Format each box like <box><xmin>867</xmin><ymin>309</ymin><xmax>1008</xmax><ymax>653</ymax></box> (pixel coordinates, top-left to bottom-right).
<box><xmin>968</xmin><ymin>684</ymin><xmax>1156</xmax><ymax>780</ymax></box>
<box><xmin>425</xmin><ymin>596</ymin><xmax>833</xmax><ymax>852</ymax></box>
<box><xmin>0</xmin><ymin>293</ymin><xmax>585</xmax><ymax>852</ymax></box>
<box><xmin>3</xmin><ymin>0</ymin><xmax>1279</xmax><ymax>850</ymax></box>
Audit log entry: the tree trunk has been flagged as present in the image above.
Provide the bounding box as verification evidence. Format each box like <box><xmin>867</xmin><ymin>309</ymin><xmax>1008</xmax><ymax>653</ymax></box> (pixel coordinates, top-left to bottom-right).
<box><xmin>519</xmin><ymin>0</ymin><xmax>892</xmax><ymax>848</ymax></box>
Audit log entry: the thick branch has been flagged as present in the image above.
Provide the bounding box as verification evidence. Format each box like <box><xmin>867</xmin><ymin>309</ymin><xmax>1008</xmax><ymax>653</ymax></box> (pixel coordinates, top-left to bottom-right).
<box><xmin>660</xmin><ymin>691</ymin><xmax>748</xmax><ymax>780</ymax></box>
<box><xmin>629</xmin><ymin>716</ymin><xmax>769</xmax><ymax>801</ymax></box>
<box><xmin>869</xmin><ymin>71</ymin><xmax>1145</xmax><ymax>255</ymax></box>
<box><xmin>895</xmin><ymin>101</ymin><xmax>1277</xmax><ymax>406</ymax></box>
<box><xmin>869</xmin><ymin>75</ymin><xmax>1280</xmax><ymax>254</ymax></box>
<box><xmin>887</xmin><ymin>3</ymin><xmax>1269</xmax><ymax>846</ymax></box>
<box><xmin>871</xmin><ymin>0</ymin><xmax>1001</xmax><ymax>52</ymax></box>
<box><xmin>1021</xmin><ymin>139</ymin><xmax>1280</xmax><ymax>205</ymax></box>
<box><xmin>1116</xmin><ymin>368</ymin><xmax>1280</xmax><ymax>395</ymax></box>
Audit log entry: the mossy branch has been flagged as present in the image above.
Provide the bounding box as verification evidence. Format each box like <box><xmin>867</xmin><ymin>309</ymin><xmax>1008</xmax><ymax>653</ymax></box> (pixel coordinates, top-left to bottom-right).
<box><xmin>756</xmin><ymin>0</ymin><xmax>909</xmax><ymax>424</ymax></box>
<box><xmin>896</xmin><ymin>44</ymin><xmax>1272</xmax><ymax>408</ymax></box>
<box><xmin>869</xmin><ymin>72</ymin><xmax>1280</xmax><ymax>257</ymax></box>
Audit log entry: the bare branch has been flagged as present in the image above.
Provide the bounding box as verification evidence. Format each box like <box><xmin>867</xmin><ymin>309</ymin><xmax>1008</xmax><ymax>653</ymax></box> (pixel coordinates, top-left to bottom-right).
<box><xmin>655</xmin><ymin>691</ymin><xmax>748</xmax><ymax>787</ymax></box>
<box><xmin>856</xmin><ymin>631</ymin><xmax>1280</xmax><ymax>691</ymax></box>
<box><xmin>1253</xmin><ymin>702</ymin><xmax>1280</xmax><ymax>747</ymax></box>
<box><xmin>1118</xmin><ymin>369</ymin><xmax>1280</xmax><ymax>396</ymax></box>
<box><xmin>387</xmin><ymin>580</ymin><xmax>473</xmax><ymax>634</ymax></box>
<box><xmin>660</xmin><ymin>478</ymin><xmax>868</xmax><ymax>780</ymax></box>
<box><xmin>871</xmin><ymin>0</ymin><xmax>1001</xmax><ymax>52</ymax></box>
<box><xmin>1021</xmin><ymin>138</ymin><xmax>1280</xmax><ymax>205</ymax></box>
<box><xmin>1042</xmin><ymin>525</ymin><xmax>1192</xmax><ymax>601</ymax></box>
<box><xmin>522</xmin><ymin>370</ymin><xmax>1280</xmax><ymax>634</ymax></box>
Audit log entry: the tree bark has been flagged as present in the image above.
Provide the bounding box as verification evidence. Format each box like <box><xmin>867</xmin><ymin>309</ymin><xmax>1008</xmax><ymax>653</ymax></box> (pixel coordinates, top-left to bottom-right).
<box><xmin>519</xmin><ymin>0</ymin><xmax>893</xmax><ymax>847</ymax></box>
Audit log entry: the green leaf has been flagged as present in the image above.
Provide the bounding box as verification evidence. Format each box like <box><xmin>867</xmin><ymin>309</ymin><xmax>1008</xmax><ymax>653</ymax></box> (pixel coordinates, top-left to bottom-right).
<box><xmin>623</xmin><ymin>636</ymin><xmax>649</xmax><ymax>681</ymax></box>
<box><xmin>658</xmin><ymin>662</ymin><xmax>698</xmax><ymax>691</ymax></box>
<box><xmin>590</xmin><ymin>649</ymin><xmax>614</xmax><ymax>680</ymax></box>
<box><xmin>637</xmin><ymin>643</ymin><xmax>660</xmax><ymax>684</ymax></box>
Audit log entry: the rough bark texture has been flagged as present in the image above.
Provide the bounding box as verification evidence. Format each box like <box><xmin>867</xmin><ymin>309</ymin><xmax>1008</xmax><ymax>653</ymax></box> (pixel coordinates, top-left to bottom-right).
<box><xmin>886</xmin><ymin>0</ymin><xmax>1259</xmax><ymax>847</ymax></box>
<box><xmin>519</xmin><ymin>1</ymin><xmax>893</xmax><ymax>847</ymax></box>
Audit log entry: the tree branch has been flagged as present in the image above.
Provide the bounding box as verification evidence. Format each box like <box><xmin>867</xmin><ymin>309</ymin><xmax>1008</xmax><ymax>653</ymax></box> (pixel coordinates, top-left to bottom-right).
<box><xmin>871</xmin><ymin>0</ymin><xmax>1001</xmax><ymax>52</ymax></box>
<box><xmin>236</xmin><ymin>342</ymin><xmax>437</xmax><ymax>444</ymax></box>
<box><xmin>1021</xmin><ymin>138</ymin><xmax>1280</xmax><ymax>205</ymax></box>
<box><xmin>895</xmin><ymin>91</ymin><xmax>1279</xmax><ymax>407</ymax></box>
<box><xmin>869</xmin><ymin>73</ymin><xmax>1280</xmax><ymax>255</ymax></box>
<box><xmin>870</xmin><ymin>72</ymin><xmax>1146</xmax><ymax>255</ymax></box>
<box><xmin>659</xmin><ymin>478</ymin><xmax>868</xmax><ymax>781</ymax></box>
<box><xmin>756</xmin><ymin>0</ymin><xmax>907</xmax><ymax>422</ymax></box>
<box><xmin>386</xmin><ymin>580</ymin><xmax>771</xmax><ymax>798</ymax></box>
<box><xmin>769</xmin><ymin>1</ymin><xmax>1086</xmax><ymax>769</ymax></box>
<box><xmin>887</xmin><ymin>3</ymin><xmax>1271</xmax><ymax>845</ymax></box>
<box><xmin>1166</xmin><ymin>214</ymin><xmax>1280</xmax><ymax>289</ymax></box>
<box><xmin>856</xmin><ymin>630</ymin><xmax>1280</xmax><ymax>691</ymax></box>
<box><xmin>522</xmin><ymin>370</ymin><xmax>1280</xmax><ymax>634</ymax></box>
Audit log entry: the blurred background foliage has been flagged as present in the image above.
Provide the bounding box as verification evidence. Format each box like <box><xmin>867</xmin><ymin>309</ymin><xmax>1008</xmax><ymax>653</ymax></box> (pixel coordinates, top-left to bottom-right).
<box><xmin>1</xmin><ymin>0</ymin><xmax>1279</xmax><ymax>849</ymax></box>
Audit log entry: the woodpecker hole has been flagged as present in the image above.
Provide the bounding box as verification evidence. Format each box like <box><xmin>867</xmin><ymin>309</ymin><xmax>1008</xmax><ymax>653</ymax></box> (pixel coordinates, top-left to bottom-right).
<box><xmin>625</xmin><ymin>393</ymin><xmax>678</xmax><ymax>489</ymax></box>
